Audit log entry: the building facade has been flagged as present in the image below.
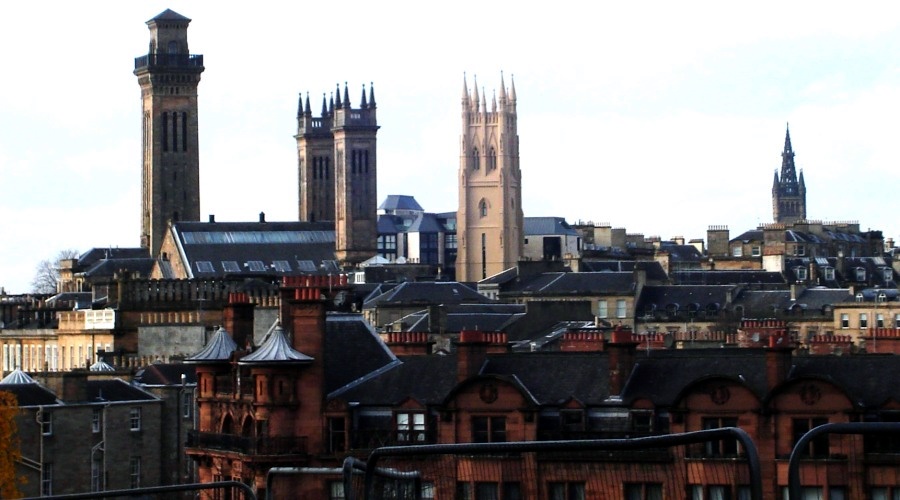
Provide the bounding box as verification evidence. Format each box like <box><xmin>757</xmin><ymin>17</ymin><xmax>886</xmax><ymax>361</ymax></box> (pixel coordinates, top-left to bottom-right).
<box><xmin>134</xmin><ymin>9</ymin><xmax>204</xmax><ymax>258</ymax></box>
<box><xmin>456</xmin><ymin>75</ymin><xmax>523</xmax><ymax>282</ymax></box>
<box><xmin>296</xmin><ymin>84</ymin><xmax>379</xmax><ymax>266</ymax></box>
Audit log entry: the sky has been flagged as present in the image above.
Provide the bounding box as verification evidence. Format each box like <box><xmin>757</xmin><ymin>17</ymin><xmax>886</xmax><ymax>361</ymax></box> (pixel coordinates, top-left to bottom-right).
<box><xmin>3</xmin><ymin>2</ymin><xmax>900</xmax><ymax>293</ymax></box>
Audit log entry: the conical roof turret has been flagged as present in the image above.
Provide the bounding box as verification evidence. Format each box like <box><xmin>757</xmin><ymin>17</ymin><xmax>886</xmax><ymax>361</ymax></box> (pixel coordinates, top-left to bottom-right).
<box><xmin>185</xmin><ymin>326</ymin><xmax>238</xmax><ymax>362</ymax></box>
<box><xmin>239</xmin><ymin>325</ymin><xmax>313</xmax><ymax>365</ymax></box>
<box><xmin>0</xmin><ymin>369</ymin><xmax>35</xmax><ymax>384</ymax></box>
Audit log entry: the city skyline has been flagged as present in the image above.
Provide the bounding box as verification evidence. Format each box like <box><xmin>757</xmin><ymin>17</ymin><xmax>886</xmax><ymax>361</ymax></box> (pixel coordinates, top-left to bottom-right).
<box><xmin>3</xmin><ymin>2</ymin><xmax>900</xmax><ymax>292</ymax></box>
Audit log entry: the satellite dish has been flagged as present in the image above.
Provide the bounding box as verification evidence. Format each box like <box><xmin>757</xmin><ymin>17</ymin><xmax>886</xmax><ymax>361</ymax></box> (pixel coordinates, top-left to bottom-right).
<box><xmin>663</xmin><ymin>333</ymin><xmax>675</xmax><ymax>348</ymax></box>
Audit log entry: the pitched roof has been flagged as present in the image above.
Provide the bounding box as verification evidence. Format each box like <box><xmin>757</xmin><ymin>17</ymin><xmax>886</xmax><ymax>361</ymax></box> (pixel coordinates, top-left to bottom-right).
<box><xmin>150</xmin><ymin>9</ymin><xmax>191</xmax><ymax>22</ymax></box>
<box><xmin>483</xmin><ymin>353</ymin><xmax>611</xmax><ymax>404</ymax></box>
<box><xmin>0</xmin><ymin>369</ymin><xmax>35</xmax><ymax>384</ymax></box>
<box><xmin>134</xmin><ymin>363</ymin><xmax>198</xmax><ymax>386</ymax></box>
<box><xmin>169</xmin><ymin>220</ymin><xmax>338</xmax><ymax>279</ymax></box>
<box><xmin>390</xmin><ymin>303</ymin><xmax>527</xmax><ymax>333</ymax></box>
<box><xmin>363</xmin><ymin>282</ymin><xmax>491</xmax><ymax>309</ymax></box>
<box><xmin>324</xmin><ymin>314</ymin><xmax>400</xmax><ymax>395</ymax></box>
<box><xmin>524</xmin><ymin>217</ymin><xmax>579</xmax><ymax>236</ymax></box>
<box><xmin>671</xmin><ymin>270</ymin><xmax>786</xmax><ymax>286</ymax></box>
<box><xmin>504</xmin><ymin>272</ymin><xmax>634</xmax><ymax>296</ymax></box>
<box><xmin>84</xmin><ymin>379</ymin><xmax>158</xmax><ymax>403</ymax></box>
<box><xmin>379</xmin><ymin>195</ymin><xmax>424</xmax><ymax>212</ymax></box>
<box><xmin>0</xmin><ymin>384</ymin><xmax>61</xmax><ymax>407</ymax></box>
<box><xmin>637</xmin><ymin>285</ymin><xmax>736</xmax><ymax>312</ymax></box>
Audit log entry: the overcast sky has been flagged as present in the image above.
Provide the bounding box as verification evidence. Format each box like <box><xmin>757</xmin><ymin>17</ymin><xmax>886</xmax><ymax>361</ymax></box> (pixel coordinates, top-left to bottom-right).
<box><xmin>2</xmin><ymin>2</ymin><xmax>900</xmax><ymax>293</ymax></box>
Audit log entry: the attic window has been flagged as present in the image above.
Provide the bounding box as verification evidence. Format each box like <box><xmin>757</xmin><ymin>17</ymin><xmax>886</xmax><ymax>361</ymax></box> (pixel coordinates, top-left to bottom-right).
<box><xmin>222</xmin><ymin>261</ymin><xmax>241</xmax><ymax>273</ymax></box>
<box><xmin>883</xmin><ymin>268</ymin><xmax>893</xmax><ymax>283</ymax></box>
<box><xmin>246</xmin><ymin>261</ymin><xmax>266</xmax><ymax>272</ymax></box>
<box><xmin>297</xmin><ymin>260</ymin><xmax>317</xmax><ymax>272</ymax></box>
<box><xmin>855</xmin><ymin>268</ymin><xmax>866</xmax><ymax>281</ymax></box>
<box><xmin>273</xmin><ymin>260</ymin><xmax>292</xmax><ymax>272</ymax></box>
<box><xmin>823</xmin><ymin>267</ymin><xmax>835</xmax><ymax>281</ymax></box>
<box><xmin>196</xmin><ymin>261</ymin><xmax>214</xmax><ymax>273</ymax></box>
<box><xmin>795</xmin><ymin>268</ymin><xmax>807</xmax><ymax>281</ymax></box>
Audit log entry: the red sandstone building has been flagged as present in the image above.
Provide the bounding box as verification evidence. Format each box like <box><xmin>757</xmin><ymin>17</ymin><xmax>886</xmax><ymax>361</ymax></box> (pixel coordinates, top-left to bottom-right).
<box><xmin>182</xmin><ymin>276</ymin><xmax>900</xmax><ymax>499</ymax></box>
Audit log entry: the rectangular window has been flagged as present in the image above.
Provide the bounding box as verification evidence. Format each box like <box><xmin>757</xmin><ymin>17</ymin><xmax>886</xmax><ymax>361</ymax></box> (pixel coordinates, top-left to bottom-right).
<box><xmin>196</xmin><ymin>261</ymin><xmax>214</xmax><ymax>273</ymax></box>
<box><xmin>549</xmin><ymin>481</ymin><xmax>585</xmax><ymax>500</ymax></box>
<box><xmin>222</xmin><ymin>261</ymin><xmax>241</xmax><ymax>273</ymax></box>
<box><xmin>472</xmin><ymin>416</ymin><xmax>506</xmax><ymax>443</ymax></box>
<box><xmin>751</xmin><ymin>246</ymin><xmax>761</xmax><ymax>257</ymax></box>
<box><xmin>91</xmin><ymin>457</ymin><xmax>103</xmax><ymax>492</ymax></box>
<box><xmin>182</xmin><ymin>390</ymin><xmax>193</xmax><ymax>419</ymax></box>
<box><xmin>92</xmin><ymin>409</ymin><xmax>101</xmax><ymax>433</ymax></box>
<box><xmin>246</xmin><ymin>260</ymin><xmax>267</xmax><ymax>272</ymax></box>
<box><xmin>40</xmin><ymin>411</ymin><xmax>52</xmax><ymax>436</ymax></box>
<box><xmin>130</xmin><ymin>457</ymin><xmax>141</xmax><ymax>489</ymax></box>
<box><xmin>795</xmin><ymin>245</ymin><xmax>805</xmax><ymax>256</ymax></box>
<box><xmin>690</xmin><ymin>485</ymin><xmax>732</xmax><ymax>500</ymax></box>
<box><xmin>41</xmin><ymin>463</ymin><xmax>52</xmax><ymax>496</ymax></box>
<box><xmin>860</xmin><ymin>313</ymin><xmax>869</xmax><ymax>329</ymax></box>
<box><xmin>792</xmin><ymin>417</ymin><xmax>829</xmax><ymax>457</ymax></box>
<box><xmin>396</xmin><ymin>412</ymin><xmax>426</xmax><ymax>442</ymax></box>
<box><xmin>616</xmin><ymin>299</ymin><xmax>627</xmax><ymax>318</ymax></box>
<box><xmin>840</xmin><ymin>313</ymin><xmax>849</xmax><ymax>329</ymax></box>
<box><xmin>329</xmin><ymin>481</ymin><xmax>346</xmax><ymax>500</ymax></box>
<box><xmin>503</xmin><ymin>482</ymin><xmax>522</xmax><ymax>500</ymax></box>
<box><xmin>895</xmin><ymin>314</ymin><xmax>900</xmax><ymax>329</ymax></box>
<box><xmin>877</xmin><ymin>313</ymin><xmax>885</xmax><ymax>328</ymax></box>
<box><xmin>731</xmin><ymin>246</ymin><xmax>743</xmax><ymax>257</ymax></box>
<box><xmin>824</xmin><ymin>267</ymin><xmax>835</xmax><ymax>281</ymax></box>
<box><xmin>597</xmin><ymin>300</ymin><xmax>608</xmax><ymax>318</ymax></box>
<box><xmin>701</xmin><ymin>417</ymin><xmax>739</xmax><ymax>456</ymax></box>
<box><xmin>327</xmin><ymin>417</ymin><xmax>346</xmax><ymax>454</ymax></box>
<box><xmin>856</xmin><ymin>268</ymin><xmax>866</xmax><ymax>281</ymax></box>
<box><xmin>475</xmin><ymin>482</ymin><xmax>498</xmax><ymax>500</ymax></box>
<box><xmin>130</xmin><ymin>407</ymin><xmax>142</xmax><ymax>431</ymax></box>
<box><xmin>624</xmin><ymin>483</ymin><xmax>662</xmax><ymax>500</ymax></box>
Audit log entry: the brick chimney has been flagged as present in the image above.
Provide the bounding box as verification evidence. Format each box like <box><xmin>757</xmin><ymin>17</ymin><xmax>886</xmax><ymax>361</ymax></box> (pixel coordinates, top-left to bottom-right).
<box><xmin>223</xmin><ymin>292</ymin><xmax>254</xmax><ymax>349</ymax></box>
<box><xmin>456</xmin><ymin>330</ymin><xmax>507</xmax><ymax>383</ymax></box>
<box><xmin>606</xmin><ymin>325</ymin><xmax>639</xmax><ymax>395</ymax></box>
<box><xmin>765</xmin><ymin>330</ymin><xmax>794</xmax><ymax>391</ymax></box>
<box><xmin>386</xmin><ymin>331</ymin><xmax>433</xmax><ymax>356</ymax></box>
<box><xmin>561</xmin><ymin>329</ymin><xmax>605</xmax><ymax>352</ymax></box>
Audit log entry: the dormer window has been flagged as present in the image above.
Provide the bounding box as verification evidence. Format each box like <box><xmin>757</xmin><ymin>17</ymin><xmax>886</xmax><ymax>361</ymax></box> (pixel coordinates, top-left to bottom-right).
<box><xmin>883</xmin><ymin>268</ymin><xmax>893</xmax><ymax>283</ymax></box>
<box><xmin>795</xmin><ymin>267</ymin><xmax>807</xmax><ymax>281</ymax></box>
<box><xmin>794</xmin><ymin>245</ymin><xmax>806</xmax><ymax>256</ymax></box>
<box><xmin>823</xmin><ymin>267</ymin><xmax>835</xmax><ymax>281</ymax></box>
<box><xmin>855</xmin><ymin>268</ymin><xmax>866</xmax><ymax>281</ymax></box>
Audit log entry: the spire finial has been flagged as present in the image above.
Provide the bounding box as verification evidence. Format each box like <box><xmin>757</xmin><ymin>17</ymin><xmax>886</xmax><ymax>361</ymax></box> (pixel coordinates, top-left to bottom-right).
<box><xmin>329</xmin><ymin>92</ymin><xmax>335</xmax><ymax>114</ymax></box>
<box><xmin>305</xmin><ymin>92</ymin><xmax>311</xmax><ymax>116</ymax></box>
<box><xmin>499</xmin><ymin>71</ymin><xmax>507</xmax><ymax>102</ymax></box>
<box><xmin>321</xmin><ymin>93</ymin><xmax>327</xmax><ymax>116</ymax></box>
<box><xmin>343</xmin><ymin>82</ymin><xmax>350</xmax><ymax>108</ymax></box>
<box><xmin>473</xmin><ymin>75</ymin><xmax>480</xmax><ymax>110</ymax></box>
<box><xmin>510</xmin><ymin>74</ymin><xmax>517</xmax><ymax>102</ymax></box>
<box><xmin>369</xmin><ymin>82</ymin><xmax>376</xmax><ymax>108</ymax></box>
<box><xmin>360</xmin><ymin>83</ymin><xmax>368</xmax><ymax>108</ymax></box>
<box><xmin>334</xmin><ymin>83</ymin><xmax>342</xmax><ymax>108</ymax></box>
<box><xmin>462</xmin><ymin>72</ymin><xmax>469</xmax><ymax>103</ymax></box>
<box><xmin>297</xmin><ymin>92</ymin><xmax>304</xmax><ymax>118</ymax></box>
<box><xmin>482</xmin><ymin>87</ymin><xmax>487</xmax><ymax>113</ymax></box>
<box><xmin>492</xmin><ymin>89</ymin><xmax>497</xmax><ymax>112</ymax></box>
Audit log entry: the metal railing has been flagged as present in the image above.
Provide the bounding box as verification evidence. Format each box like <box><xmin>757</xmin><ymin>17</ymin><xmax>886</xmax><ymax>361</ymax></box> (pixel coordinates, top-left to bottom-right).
<box><xmin>134</xmin><ymin>53</ymin><xmax>204</xmax><ymax>70</ymax></box>
<box><xmin>788</xmin><ymin>422</ymin><xmax>900</xmax><ymax>500</ymax></box>
<box><xmin>22</xmin><ymin>481</ymin><xmax>254</xmax><ymax>500</ymax></box>
<box><xmin>355</xmin><ymin>427</ymin><xmax>762</xmax><ymax>500</ymax></box>
<box><xmin>187</xmin><ymin>430</ymin><xmax>307</xmax><ymax>456</ymax></box>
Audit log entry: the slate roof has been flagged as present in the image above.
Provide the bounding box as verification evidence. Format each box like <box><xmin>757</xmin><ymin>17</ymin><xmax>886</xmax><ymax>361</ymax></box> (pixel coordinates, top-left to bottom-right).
<box><xmin>150</xmin><ymin>9</ymin><xmax>191</xmax><ymax>22</ymax></box>
<box><xmin>134</xmin><ymin>363</ymin><xmax>198</xmax><ymax>386</ymax></box>
<box><xmin>0</xmin><ymin>369</ymin><xmax>35</xmax><ymax>384</ymax></box>
<box><xmin>524</xmin><ymin>217</ymin><xmax>579</xmax><ymax>236</ymax></box>
<box><xmin>240</xmin><ymin>326</ymin><xmax>314</xmax><ymax>365</ymax></box>
<box><xmin>621</xmin><ymin>349</ymin><xmax>770</xmax><ymax>405</ymax></box>
<box><xmin>657</xmin><ymin>243</ymin><xmax>704</xmax><ymax>263</ymax></box>
<box><xmin>330</xmin><ymin>355</ymin><xmax>457</xmax><ymax>405</ymax></box>
<box><xmin>185</xmin><ymin>327</ymin><xmax>238</xmax><ymax>362</ymax></box>
<box><xmin>483</xmin><ymin>353</ymin><xmax>611</xmax><ymax>404</ymax></box>
<box><xmin>0</xmin><ymin>383</ymin><xmax>61</xmax><ymax>407</ymax></box>
<box><xmin>85</xmin><ymin>379</ymin><xmax>157</xmax><ymax>403</ymax></box>
<box><xmin>379</xmin><ymin>195</ymin><xmax>423</xmax><ymax>213</ymax></box>
<box><xmin>637</xmin><ymin>285</ymin><xmax>735</xmax><ymax>312</ymax></box>
<box><xmin>83</xmin><ymin>258</ymin><xmax>155</xmax><ymax>280</ymax></box>
<box><xmin>323</xmin><ymin>314</ymin><xmax>399</xmax><ymax>395</ymax></box>
<box><xmin>407</xmin><ymin>213</ymin><xmax>445</xmax><ymax>233</ymax></box>
<box><xmin>730</xmin><ymin>290</ymin><xmax>792</xmax><ymax>314</ymax></box>
<box><xmin>390</xmin><ymin>303</ymin><xmax>527</xmax><ymax>333</ymax></box>
<box><xmin>580</xmin><ymin>261</ymin><xmax>668</xmax><ymax>282</ymax></box>
<box><xmin>78</xmin><ymin>247</ymin><xmax>149</xmax><ymax>269</ymax></box>
<box><xmin>363</xmin><ymin>282</ymin><xmax>490</xmax><ymax>309</ymax></box>
<box><xmin>730</xmin><ymin>230</ymin><xmax>764</xmax><ymax>243</ymax></box>
<box><xmin>503</xmin><ymin>272</ymin><xmax>634</xmax><ymax>296</ymax></box>
<box><xmin>170</xmin><ymin>221</ymin><xmax>338</xmax><ymax>279</ymax></box>
<box><xmin>671</xmin><ymin>271</ymin><xmax>786</xmax><ymax>286</ymax></box>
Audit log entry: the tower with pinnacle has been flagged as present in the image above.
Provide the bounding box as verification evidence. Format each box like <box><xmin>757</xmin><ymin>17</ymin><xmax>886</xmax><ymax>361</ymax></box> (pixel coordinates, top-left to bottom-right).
<box><xmin>456</xmin><ymin>74</ymin><xmax>523</xmax><ymax>282</ymax></box>
<box><xmin>772</xmin><ymin>125</ymin><xmax>806</xmax><ymax>224</ymax></box>
<box><xmin>134</xmin><ymin>9</ymin><xmax>204</xmax><ymax>258</ymax></box>
<box><xmin>296</xmin><ymin>83</ymin><xmax>379</xmax><ymax>265</ymax></box>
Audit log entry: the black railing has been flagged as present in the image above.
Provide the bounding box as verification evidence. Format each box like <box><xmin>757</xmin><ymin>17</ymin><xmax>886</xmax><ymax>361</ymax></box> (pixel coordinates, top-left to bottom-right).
<box><xmin>134</xmin><ymin>53</ymin><xmax>204</xmax><ymax>70</ymax></box>
<box><xmin>187</xmin><ymin>430</ymin><xmax>307</xmax><ymax>456</ymax></box>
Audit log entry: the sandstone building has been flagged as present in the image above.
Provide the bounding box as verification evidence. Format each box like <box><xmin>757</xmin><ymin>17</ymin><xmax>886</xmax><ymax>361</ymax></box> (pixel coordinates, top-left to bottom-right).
<box><xmin>456</xmin><ymin>75</ymin><xmax>524</xmax><ymax>282</ymax></box>
<box><xmin>134</xmin><ymin>9</ymin><xmax>204</xmax><ymax>258</ymax></box>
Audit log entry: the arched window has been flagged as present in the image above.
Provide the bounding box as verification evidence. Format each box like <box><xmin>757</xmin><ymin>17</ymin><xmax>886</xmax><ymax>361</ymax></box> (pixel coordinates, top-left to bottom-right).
<box><xmin>221</xmin><ymin>414</ymin><xmax>234</xmax><ymax>435</ymax></box>
<box><xmin>472</xmin><ymin>148</ymin><xmax>480</xmax><ymax>170</ymax></box>
<box><xmin>488</xmin><ymin>147</ymin><xmax>497</xmax><ymax>170</ymax></box>
<box><xmin>479</xmin><ymin>199</ymin><xmax>488</xmax><ymax>217</ymax></box>
<box><xmin>241</xmin><ymin>416</ymin><xmax>254</xmax><ymax>437</ymax></box>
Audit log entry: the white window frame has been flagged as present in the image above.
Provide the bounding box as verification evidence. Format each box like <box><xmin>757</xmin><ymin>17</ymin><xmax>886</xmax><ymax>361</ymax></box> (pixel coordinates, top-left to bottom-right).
<box><xmin>130</xmin><ymin>457</ymin><xmax>141</xmax><ymax>489</ymax></box>
<box><xmin>616</xmin><ymin>299</ymin><xmax>627</xmax><ymax>319</ymax></box>
<box><xmin>840</xmin><ymin>313</ymin><xmax>849</xmax><ymax>329</ymax></box>
<box><xmin>732</xmin><ymin>246</ymin><xmax>743</xmax><ymax>257</ymax></box>
<box><xmin>597</xmin><ymin>300</ymin><xmax>608</xmax><ymax>319</ymax></box>
<box><xmin>860</xmin><ymin>313</ymin><xmax>868</xmax><ymax>329</ymax></box>
<box><xmin>130</xmin><ymin>407</ymin><xmax>142</xmax><ymax>432</ymax></box>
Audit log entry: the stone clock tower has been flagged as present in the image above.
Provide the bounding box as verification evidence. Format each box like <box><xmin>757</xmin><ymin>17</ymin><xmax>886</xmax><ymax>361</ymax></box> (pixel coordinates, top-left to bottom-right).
<box><xmin>456</xmin><ymin>74</ymin><xmax>523</xmax><ymax>282</ymax></box>
<box><xmin>134</xmin><ymin>9</ymin><xmax>204</xmax><ymax>257</ymax></box>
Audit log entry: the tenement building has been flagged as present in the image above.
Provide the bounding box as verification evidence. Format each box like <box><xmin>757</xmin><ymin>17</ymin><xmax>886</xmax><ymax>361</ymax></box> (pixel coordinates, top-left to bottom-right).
<box><xmin>456</xmin><ymin>74</ymin><xmax>524</xmax><ymax>281</ymax></box>
<box><xmin>134</xmin><ymin>9</ymin><xmax>205</xmax><ymax>258</ymax></box>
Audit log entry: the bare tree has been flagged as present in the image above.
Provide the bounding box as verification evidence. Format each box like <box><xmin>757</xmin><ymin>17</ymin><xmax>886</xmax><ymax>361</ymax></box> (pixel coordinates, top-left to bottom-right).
<box><xmin>30</xmin><ymin>249</ymin><xmax>79</xmax><ymax>294</ymax></box>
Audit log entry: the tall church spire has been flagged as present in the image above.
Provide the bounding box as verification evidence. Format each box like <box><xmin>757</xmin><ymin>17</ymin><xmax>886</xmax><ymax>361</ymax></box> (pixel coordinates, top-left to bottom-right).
<box><xmin>772</xmin><ymin>124</ymin><xmax>807</xmax><ymax>224</ymax></box>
